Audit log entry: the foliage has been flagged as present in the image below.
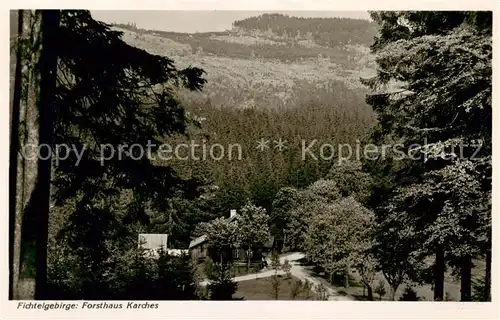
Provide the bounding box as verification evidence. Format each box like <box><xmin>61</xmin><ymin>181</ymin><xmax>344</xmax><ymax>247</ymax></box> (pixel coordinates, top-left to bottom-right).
<box><xmin>472</xmin><ymin>276</ymin><xmax>489</xmax><ymax>302</ymax></box>
<box><xmin>280</xmin><ymin>180</ymin><xmax>342</xmax><ymax>251</ymax></box>
<box><xmin>148</xmin><ymin>187</ymin><xmax>219</xmax><ymax>248</ymax></box>
<box><xmin>372</xmin><ymin>208</ymin><xmax>423</xmax><ymax>298</ymax></box>
<box><xmin>127</xmin><ymin>29</ymin><xmax>369</xmax><ymax>68</ymax></box>
<box><xmin>303</xmin><ymin>197</ymin><xmax>375</xmax><ymax>285</ymax></box>
<box><xmin>196</xmin><ymin>217</ymin><xmax>238</xmax><ymax>264</ymax></box>
<box><xmin>305</xmin><ymin>179</ymin><xmax>342</xmax><ymax>203</ymax></box>
<box><xmin>178</xmin><ymin>78</ymin><xmax>374</xmax><ymax>212</ymax></box>
<box><xmin>42</xmin><ymin>9</ymin><xmax>210</xmax><ymax>299</ymax></box>
<box><xmin>48</xmin><ymin>243</ymin><xmax>198</xmax><ymax>299</ymax></box>
<box><xmin>326</xmin><ymin>160</ymin><xmax>373</xmax><ymax>204</ymax></box>
<box><xmin>369</xmin><ymin>11</ymin><xmax>491</xmax><ymax>51</ymax></box>
<box><xmin>270</xmin><ymin>187</ymin><xmax>301</xmax><ymax>242</ymax></box>
<box><xmin>235</xmin><ymin>203</ymin><xmax>271</xmax><ymax>267</ymax></box>
<box><xmin>399</xmin><ymin>161</ymin><xmax>490</xmax><ymax>266</ymax></box>
<box><xmin>54</xmin><ymin>15</ymin><xmax>377</xmax><ymax>289</ymax></box>
<box><xmin>364</xmin><ymin>11</ymin><xmax>492</xmax><ymax>301</ymax></box>
<box><xmin>53</xmin><ymin>10</ymin><xmax>206</xmax><ymax>207</ymax></box>
<box><xmin>155</xmin><ymin>249</ymin><xmax>198</xmax><ymax>299</ymax></box>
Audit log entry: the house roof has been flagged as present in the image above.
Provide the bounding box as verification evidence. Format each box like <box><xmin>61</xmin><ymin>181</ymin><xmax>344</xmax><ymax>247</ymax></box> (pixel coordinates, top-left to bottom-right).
<box><xmin>189</xmin><ymin>234</ymin><xmax>207</xmax><ymax>249</ymax></box>
<box><xmin>227</xmin><ymin>213</ymin><xmax>238</xmax><ymax>222</ymax></box>
<box><xmin>189</xmin><ymin>212</ymin><xmax>239</xmax><ymax>249</ymax></box>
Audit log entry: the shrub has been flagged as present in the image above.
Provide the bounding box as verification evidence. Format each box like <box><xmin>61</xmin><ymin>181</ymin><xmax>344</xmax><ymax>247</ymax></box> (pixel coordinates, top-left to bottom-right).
<box><xmin>270</xmin><ymin>251</ymin><xmax>281</xmax><ymax>271</ymax></box>
<box><xmin>282</xmin><ymin>259</ymin><xmax>292</xmax><ymax>279</ymax></box>
<box><xmin>302</xmin><ymin>279</ymin><xmax>313</xmax><ymax>300</ymax></box>
<box><xmin>472</xmin><ymin>276</ymin><xmax>489</xmax><ymax>302</ymax></box>
<box><xmin>374</xmin><ymin>280</ymin><xmax>387</xmax><ymax>301</ymax></box>
<box><xmin>47</xmin><ymin>243</ymin><xmax>199</xmax><ymax>300</ymax></box>
<box><xmin>399</xmin><ymin>287</ymin><xmax>420</xmax><ymax>301</ymax></box>
<box><xmin>207</xmin><ymin>262</ymin><xmax>237</xmax><ymax>300</ymax></box>
<box><xmin>268</xmin><ymin>274</ymin><xmax>282</xmax><ymax>300</ymax></box>
<box><xmin>315</xmin><ymin>283</ymin><xmax>330</xmax><ymax>300</ymax></box>
<box><xmin>290</xmin><ymin>279</ymin><xmax>303</xmax><ymax>300</ymax></box>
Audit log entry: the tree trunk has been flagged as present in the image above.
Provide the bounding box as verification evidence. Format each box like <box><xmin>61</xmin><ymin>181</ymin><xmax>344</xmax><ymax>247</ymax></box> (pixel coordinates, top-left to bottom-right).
<box><xmin>34</xmin><ymin>10</ymin><xmax>60</xmax><ymax>299</ymax></box>
<box><xmin>344</xmin><ymin>265</ymin><xmax>350</xmax><ymax>289</ymax></box>
<box><xmin>10</xmin><ymin>9</ymin><xmax>59</xmax><ymax>300</ymax></box>
<box><xmin>389</xmin><ymin>286</ymin><xmax>397</xmax><ymax>301</ymax></box>
<box><xmin>460</xmin><ymin>255</ymin><xmax>472</xmax><ymax>301</ymax></box>
<box><xmin>9</xmin><ymin>9</ymin><xmax>24</xmax><ymax>301</ymax></box>
<box><xmin>281</xmin><ymin>233</ymin><xmax>286</xmax><ymax>253</ymax></box>
<box><xmin>10</xmin><ymin>10</ymin><xmax>44</xmax><ymax>300</ymax></box>
<box><xmin>383</xmin><ymin>271</ymin><xmax>401</xmax><ymax>301</ymax></box>
<box><xmin>484</xmin><ymin>231</ymin><xmax>491</xmax><ymax>301</ymax></box>
<box><xmin>246</xmin><ymin>249</ymin><xmax>251</xmax><ymax>272</ymax></box>
<box><xmin>367</xmin><ymin>285</ymin><xmax>373</xmax><ymax>301</ymax></box>
<box><xmin>11</xmin><ymin>10</ymin><xmax>60</xmax><ymax>300</ymax></box>
<box><xmin>433</xmin><ymin>246</ymin><xmax>445</xmax><ymax>301</ymax></box>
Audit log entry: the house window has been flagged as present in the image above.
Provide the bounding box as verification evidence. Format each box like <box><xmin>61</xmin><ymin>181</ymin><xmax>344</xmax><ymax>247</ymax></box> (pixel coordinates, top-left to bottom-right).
<box><xmin>233</xmin><ymin>249</ymin><xmax>239</xmax><ymax>259</ymax></box>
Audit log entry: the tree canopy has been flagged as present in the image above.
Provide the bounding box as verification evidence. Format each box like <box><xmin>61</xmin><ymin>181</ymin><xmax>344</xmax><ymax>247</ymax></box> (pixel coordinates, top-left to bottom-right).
<box><xmin>363</xmin><ymin>11</ymin><xmax>491</xmax><ymax>301</ymax></box>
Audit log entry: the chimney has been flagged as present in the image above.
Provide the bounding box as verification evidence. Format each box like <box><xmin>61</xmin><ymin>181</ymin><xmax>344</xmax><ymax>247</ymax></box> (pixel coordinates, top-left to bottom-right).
<box><xmin>230</xmin><ymin>209</ymin><xmax>237</xmax><ymax>218</ymax></box>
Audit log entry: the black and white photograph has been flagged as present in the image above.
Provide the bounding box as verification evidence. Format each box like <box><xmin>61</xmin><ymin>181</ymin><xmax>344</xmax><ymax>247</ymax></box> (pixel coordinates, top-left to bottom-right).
<box><xmin>6</xmin><ymin>6</ymin><xmax>493</xmax><ymax>310</ymax></box>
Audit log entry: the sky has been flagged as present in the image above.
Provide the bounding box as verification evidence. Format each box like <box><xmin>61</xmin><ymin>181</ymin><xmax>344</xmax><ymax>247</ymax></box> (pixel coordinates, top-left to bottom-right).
<box><xmin>90</xmin><ymin>11</ymin><xmax>371</xmax><ymax>33</ymax></box>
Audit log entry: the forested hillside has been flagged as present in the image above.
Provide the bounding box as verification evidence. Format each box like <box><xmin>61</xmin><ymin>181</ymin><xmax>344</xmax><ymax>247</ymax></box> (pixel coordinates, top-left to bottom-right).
<box><xmin>108</xmin><ymin>14</ymin><xmax>378</xmax><ymax>215</ymax></box>
<box><xmin>232</xmin><ymin>13</ymin><xmax>377</xmax><ymax>46</ymax></box>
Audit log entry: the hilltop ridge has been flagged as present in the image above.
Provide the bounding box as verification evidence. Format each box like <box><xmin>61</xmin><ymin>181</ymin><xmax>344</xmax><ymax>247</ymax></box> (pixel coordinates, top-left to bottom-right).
<box><xmin>110</xmin><ymin>14</ymin><xmax>377</xmax><ymax>110</ymax></box>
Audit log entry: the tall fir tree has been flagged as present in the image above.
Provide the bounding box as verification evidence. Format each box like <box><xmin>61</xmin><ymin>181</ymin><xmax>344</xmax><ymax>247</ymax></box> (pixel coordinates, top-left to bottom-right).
<box><xmin>363</xmin><ymin>11</ymin><xmax>491</xmax><ymax>301</ymax></box>
<box><xmin>10</xmin><ymin>10</ymin><xmax>207</xmax><ymax>298</ymax></box>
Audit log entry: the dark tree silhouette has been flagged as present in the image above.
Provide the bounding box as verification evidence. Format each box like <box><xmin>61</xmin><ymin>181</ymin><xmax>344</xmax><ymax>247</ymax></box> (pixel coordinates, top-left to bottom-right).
<box><xmin>10</xmin><ymin>10</ymin><xmax>207</xmax><ymax>299</ymax></box>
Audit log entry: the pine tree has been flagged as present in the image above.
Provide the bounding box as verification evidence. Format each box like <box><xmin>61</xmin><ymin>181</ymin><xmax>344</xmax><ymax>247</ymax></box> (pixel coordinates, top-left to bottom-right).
<box><xmin>11</xmin><ymin>10</ymin><xmax>207</xmax><ymax>298</ymax></box>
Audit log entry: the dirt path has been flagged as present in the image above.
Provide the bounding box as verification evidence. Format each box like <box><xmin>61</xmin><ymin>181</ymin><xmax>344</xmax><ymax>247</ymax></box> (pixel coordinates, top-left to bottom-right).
<box><xmin>201</xmin><ymin>252</ymin><xmax>354</xmax><ymax>301</ymax></box>
<box><xmin>273</xmin><ymin>252</ymin><xmax>354</xmax><ymax>301</ymax></box>
<box><xmin>199</xmin><ymin>268</ymin><xmax>286</xmax><ymax>286</ymax></box>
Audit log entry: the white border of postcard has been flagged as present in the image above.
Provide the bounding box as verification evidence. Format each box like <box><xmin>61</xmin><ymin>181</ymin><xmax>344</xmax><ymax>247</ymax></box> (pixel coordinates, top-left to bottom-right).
<box><xmin>1</xmin><ymin>1</ymin><xmax>498</xmax><ymax>319</ymax></box>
